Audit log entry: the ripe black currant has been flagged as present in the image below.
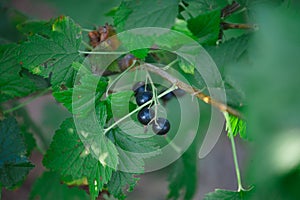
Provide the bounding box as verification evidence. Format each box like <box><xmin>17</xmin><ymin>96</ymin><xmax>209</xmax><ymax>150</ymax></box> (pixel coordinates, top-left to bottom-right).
<box><xmin>160</xmin><ymin>89</ymin><xmax>175</xmax><ymax>102</ymax></box>
<box><xmin>132</xmin><ymin>81</ymin><xmax>151</xmax><ymax>96</ymax></box>
<box><xmin>136</xmin><ymin>91</ymin><xmax>153</xmax><ymax>106</ymax></box>
<box><xmin>137</xmin><ymin>107</ymin><xmax>155</xmax><ymax>125</ymax></box>
<box><xmin>160</xmin><ymin>88</ymin><xmax>185</xmax><ymax>103</ymax></box>
<box><xmin>152</xmin><ymin>117</ymin><xmax>170</xmax><ymax>135</ymax></box>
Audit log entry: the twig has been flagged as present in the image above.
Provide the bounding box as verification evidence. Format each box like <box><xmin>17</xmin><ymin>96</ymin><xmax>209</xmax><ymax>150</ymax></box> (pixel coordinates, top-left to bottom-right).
<box><xmin>3</xmin><ymin>88</ymin><xmax>52</xmax><ymax>114</ymax></box>
<box><xmin>143</xmin><ymin>63</ymin><xmax>244</xmax><ymax>119</ymax></box>
<box><xmin>221</xmin><ymin>1</ymin><xmax>241</xmax><ymax>19</ymax></box>
<box><xmin>221</xmin><ymin>22</ymin><xmax>257</xmax><ymax>30</ymax></box>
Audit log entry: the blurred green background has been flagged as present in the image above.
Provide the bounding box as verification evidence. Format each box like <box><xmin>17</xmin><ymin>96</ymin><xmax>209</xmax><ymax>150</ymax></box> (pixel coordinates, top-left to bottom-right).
<box><xmin>1</xmin><ymin>0</ymin><xmax>300</xmax><ymax>199</ymax></box>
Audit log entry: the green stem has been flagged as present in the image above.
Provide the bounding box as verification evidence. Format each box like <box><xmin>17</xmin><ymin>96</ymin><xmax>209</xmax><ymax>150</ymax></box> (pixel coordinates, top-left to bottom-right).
<box><xmin>179</xmin><ymin>1</ymin><xmax>193</xmax><ymax>18</ymax></box>
<box><xmin>3</xmin><ymin>88</ymin><xmax>51</xmax><ymax>114</ymax></box>
<box><xmin>78</xmin><ymin>50</ymin><xmax>127</xmax><ymax>55</ymax></box>
<box><xmin>165</xmin><ymin>136</ymin><xmax>181</xmax><ymax>153</ymax></box>
<box><xmin>103</xmin><ymin>85</ymin><xmax>177</xmax><ymax>134</ymax></box>
<box><xmin>162</xmin><ymin>58</ymin><xmax>178</xmax><ymax>70</ymax></box>
<box><xmin>82</xmin><ymin>28</ymin><xmax>94</xmax><ymax>32</ymax></box>
<box><xmin>223</xmin><ymin>111</ymin><xmax>244</xmax><ymax>191</ymax></box>
<box><xmin>81</xmin><ymin>41</ymin><xmax>93</xmax><ymax>51</ymax></box>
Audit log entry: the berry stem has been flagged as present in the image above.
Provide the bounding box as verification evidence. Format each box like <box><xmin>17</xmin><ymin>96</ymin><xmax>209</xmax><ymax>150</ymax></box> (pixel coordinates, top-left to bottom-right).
<box><xmin>162</xmin><ymin>58</ymin><xmax>178</xmax><ymax>70</ymax></box>
<box><xmin>223</xmin><ymin>111</ymin><xmax>245</xmax><ymax>191</ymax></box>
<box><xmin>103</xmin><ymin>85</ymin><xmax>177</xmax><ymax>135</ymax></box>
<box><xmin>145</xmin><ymin>69</ymin><xmax>159</xmax><ymax>121</ymax></box>
<box><xmin>3</xmin><ymin>88</ymin><xmax>51</xmax><ymax>114</ymax></box>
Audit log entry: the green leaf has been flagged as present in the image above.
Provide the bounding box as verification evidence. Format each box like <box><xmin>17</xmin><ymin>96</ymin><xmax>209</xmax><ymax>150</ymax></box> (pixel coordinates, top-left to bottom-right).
<box><xmin>114</xmin><ymin>0</ymin><xmax>179</xmax><ymax>31</ymax></box>
<box><xmin>205</xmin><ymin>34</ymin><xmax>251</xmax><ymax>70</ymax></box>
<box><xmin>228</xmin><ymin>114</ymin><xmax>247</xmax><ymax>139</ymax></box>
<box><xmin>43</xmin><ymin>118</ymin><xmax>114</xmax><ymax>199</ymax></box>
<box><xmin>113</xmin><ymin>1</ymin><xmax>132</xmax><ymax>32</ymax></box>
<box><xmin>107</xmin><ymin>171</ymin><xmax>139</xmax><ymax>200</ymax></box>
<box><xmin>187</xmin><ymin>9</ymin><xmax>221</xmax><ymax>45</ymax></box>
<box><xmin>53</xmin><ymin>88</ymin><xmax>73</xmax><ymax>112</ymax></box>
<box><xmin>224</xmin><ymin>79</ymin><xmax>245</xmax><ymax>109</ymax></box>
<box><xmin>53</xmin><ymin>71</ymin><xmax>108</xmax><ymax>116</ymax></box>
<box><xmin>0</xmin><ymin>44</ymin><xmax>38</xmax><ymax>103</ymax></box>
<box><xmin>16</xmin><ymin>20</ymin><xmax>53</xmax><ymax>36</ymax></box>
<box><xmin>19</xmin><ymin>16</ymin><xmax>82</xmax><ymax>88</ymax></box>
<box><xmin>167</xmin><ymin>142</ymin><xmax>197</xmax><ymax>200</ymax></box>
<box><xmin>172</xmin><ymin>19</ymin><xmax>195</xmax><ymax>38</ymax></box>
<box><xmin>108</xmin><ymin>90</ymin><xmax>133</xmax><ymax>118</ymax></box>
<box><xmin>130</xmin><ymin>48</ymin><xmax>149</xmax><ymax>59</ymax></box>
<box><xmin>178</xmin><ymin>57</ymin><xmax>194</xmax><ymax>74</ymax></box>
<box><xmin>180</xmin><ymin>0</ymin><xmax>222</xmax><ymax>20</ymax></box>
<box><xmin>21</xmin><ymin>128</ymin><xmax>36</xmax><ymax>156</ymax></box>
<box><xmin>30</xmin><ymin>171</ymin><xmax>89</xmax><ymax>200</ymax></box>
<box><xmin>107</xmin><ymin>128</ymin><xmax>160</xmax><ymax>173</ymax></box>
<box><xmin>0</xmin><ymin>117</ymin><xmax>34</xmax><ymax>189</ymax></box>
<box><xmin>203</xmin><ymin>189</ymin><xmax>251</xmax><ymax>200</ymax></box>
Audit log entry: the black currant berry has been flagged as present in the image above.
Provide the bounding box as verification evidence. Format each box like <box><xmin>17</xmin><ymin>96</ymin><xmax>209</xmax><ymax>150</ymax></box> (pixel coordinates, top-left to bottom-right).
<box><xmin>132</xmin><ymin>81</ymin><xmax>151</xmax><ymax>96</ymax></box>
<box><xmin>136</xmin><ymin>91</ymin><xmax>153</xmax><ymax>106</ymax></box>
<box><xmin>137</xmin><ymin>107</ymin><xmax>155</xmax><ymax>125</ymax></box>
<box><xmin>160</xmin><ymin>88</ymin><xmax>185</xmax><ymax>103</ymax></box>
<box><xmin>160</xmin><ymin>90</ymin><xmax>175</xmax><ymax>102</ymax></box>
<box><xmin>152</xmin><ymin>118</ymin><xmax>170</xmax><ymax>135</ymax></box>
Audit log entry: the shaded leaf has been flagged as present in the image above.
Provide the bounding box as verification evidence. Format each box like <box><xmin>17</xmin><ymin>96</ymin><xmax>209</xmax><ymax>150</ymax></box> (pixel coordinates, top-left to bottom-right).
<box><xmin>167</xmin><ymin>142</ymin><xmax>197</xmax><ymax>200</ymax></box>
<box><xmin>30</xmin><ymin>171</ymin><xmax>89</xmax><ymax>200</ymax></box>
<box><xmin>203</xmin><ymin>189</ymin><xmax>251</xmax><ymax>200</ymax></box>
<box><xmin>205</xmin><ymin>34</ymin><xmax>251</xmax><ymax>70</ymax></box>
<box><xmin>16</xmin><ymin>20</ymin><xmax>53</xmax><ymax>36</ymax></box>
<box><xmin>0</xmin><ymin>117</ymin><xmax>34</xmax><ymax>189</ymax></box>
<box><xmin>0</xmin><ymin>44</ymin><xmax>37</xmax><ymax>103</ymax></box>
<box><xmin>187</xmin><ymin>9</ymin><xmax>221</xmax><ymax>45</ymax></box>
<box><xmin>107</xmin><ymin>171</ymin><xmax>139</xmax><ymax>200</ymax></box>
<box><xmin>114</xmin><ymin>0</ymin><xmax>179</xmax><ymax>31</ymax></box>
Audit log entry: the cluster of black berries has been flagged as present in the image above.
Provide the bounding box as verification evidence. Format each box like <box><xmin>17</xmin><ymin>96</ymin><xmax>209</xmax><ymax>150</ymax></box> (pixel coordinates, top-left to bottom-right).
<box><xmin>132</xmin><ymin>82</ymin><xmax>170</xmax><ymax>135</ymax></box>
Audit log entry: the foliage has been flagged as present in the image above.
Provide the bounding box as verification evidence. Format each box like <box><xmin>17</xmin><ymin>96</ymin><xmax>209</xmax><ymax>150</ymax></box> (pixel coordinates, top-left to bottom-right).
<box><xmin>1</xmin><ymin>0</ymin><xmax>300</xmax><ymax>200</ymax></box>
<box><xmin>30</xmin><ymin>171</ymin><xmax>90</xmax><ymax>200</ymax></box>
<box><xmin>0</xmin><ymin>117</ymin><xmax>34</xmax><ymax>189</ymax></box>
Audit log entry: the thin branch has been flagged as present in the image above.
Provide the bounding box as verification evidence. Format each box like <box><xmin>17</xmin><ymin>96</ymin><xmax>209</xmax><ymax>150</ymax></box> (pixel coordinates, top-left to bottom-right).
<box><xmin>221</xmin><ymin>22</ymin><xmax>257</xmax><ymax>30</ymax></box>
<box><xmin>143</xmin><ymin>63</ymin><xmax>244</xmax><ymax>119</ymax></box>
<box><xmin>3</xmin><ymin>88</ymin><xmax>52</xmax><ymax>114</ymax></box>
